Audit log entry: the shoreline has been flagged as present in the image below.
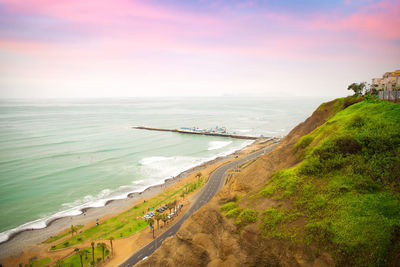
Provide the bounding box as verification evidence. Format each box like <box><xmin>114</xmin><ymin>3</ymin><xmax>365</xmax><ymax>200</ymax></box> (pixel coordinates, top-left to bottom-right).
<box><xmin>0</xmin><ymin>140</ymin><xmax>263</xmax><ymax>259</ymax></box>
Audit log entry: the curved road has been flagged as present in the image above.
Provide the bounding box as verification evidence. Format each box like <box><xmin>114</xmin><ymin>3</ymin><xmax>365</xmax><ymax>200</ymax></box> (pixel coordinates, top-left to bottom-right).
<box><xmin>119</xmin><ymin>144</ymin><xmax>276</xmax><ymax>267</ymax></box>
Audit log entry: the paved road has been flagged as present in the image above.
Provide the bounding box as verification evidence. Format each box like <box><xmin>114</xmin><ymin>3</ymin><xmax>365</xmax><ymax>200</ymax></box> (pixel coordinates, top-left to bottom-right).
<box><xmin>119</xmin><ymin>145</ymin><xmax>276</xmax><ymax>267</ymax></box>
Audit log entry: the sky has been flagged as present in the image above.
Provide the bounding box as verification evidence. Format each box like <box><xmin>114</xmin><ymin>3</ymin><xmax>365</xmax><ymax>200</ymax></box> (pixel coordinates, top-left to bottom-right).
<box><xmin>0</xmin><ymin>0</ymin><xmax>399</xmax><ymax>98</ymax></box>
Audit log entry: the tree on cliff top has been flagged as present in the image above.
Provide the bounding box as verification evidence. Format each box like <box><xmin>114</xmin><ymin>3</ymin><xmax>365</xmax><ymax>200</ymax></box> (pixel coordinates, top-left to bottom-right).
<box><xmin>347</xmin><ymin>82</ymin><xmax>366</xmax><ymax>96</ymax></box>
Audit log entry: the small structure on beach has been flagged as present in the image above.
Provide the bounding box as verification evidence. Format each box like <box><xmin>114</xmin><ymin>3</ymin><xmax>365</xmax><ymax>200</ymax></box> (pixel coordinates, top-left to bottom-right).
<box><xmin>178</xmin><ymin>126</ymin><xmax>227</xmax><ymax>135</ymax></box>
<box><xmin>133</xmin><ymin>126</ymin><xmax>263</xmax><ymax>140</ymax></box>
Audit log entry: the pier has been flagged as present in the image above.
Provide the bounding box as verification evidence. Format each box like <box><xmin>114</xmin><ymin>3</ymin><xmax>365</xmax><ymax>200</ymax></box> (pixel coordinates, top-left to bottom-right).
<box><xmin>133</xmin><ymin>126</ymin><xmax>264</xmax><ymax>140</ymax></box>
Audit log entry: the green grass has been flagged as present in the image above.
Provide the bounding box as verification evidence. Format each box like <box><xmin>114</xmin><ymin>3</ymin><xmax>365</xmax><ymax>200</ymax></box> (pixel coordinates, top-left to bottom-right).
<box><xmin>258</xmin><ymin>98</ymin><xmax>400</xmax><ymax>266</ymax></box>
<box><xmin>52</xmin><ymin>176</ymin><xmax>206</xmax><ymax>250</ymax></box>
<box><xmin>54</xmin><ymin>247</ymin><xmax>109</xmax><ymax>267</ymax></box>
<box><xmin>43</xmin><ymin>225</ymin><xmax>84</xmax><ymax>244</ymax></box>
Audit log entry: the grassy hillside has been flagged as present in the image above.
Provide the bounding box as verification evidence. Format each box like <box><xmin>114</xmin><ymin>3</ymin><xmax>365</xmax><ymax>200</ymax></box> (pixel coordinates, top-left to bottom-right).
<box><xmin>247</xmin><ymin>98</ymin><xmax>400</xmax><ymax>266</ymax></box>
<box><xmin>136</xmin><ymin>97</ymin><xmax>399</xmax><ymax>267</ymax></box>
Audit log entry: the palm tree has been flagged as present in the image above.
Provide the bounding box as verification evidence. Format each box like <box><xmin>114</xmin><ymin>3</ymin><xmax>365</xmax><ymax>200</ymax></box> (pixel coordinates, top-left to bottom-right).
<box><xmin>83</xmin><ymin>249</ymin><xmax>89</xmax><ymax>260</ymax></box>
<box><xmin>161</xmin><ymin>213</ymin><xmax>168</xmax><ymax>226</ymax></box>
<box><xmin>108</xmin><ymin>237</ymin><xmax>114</xmax><ymax>256</ymax></box>
<box><xmin>70</xmin><ymin>224</ymin><xmax>78</xmax><ymax>237</ymax></box>
<box><xmin>147</xmin><ymin>217</ymin><xmax>154</xmax><ymax>226</ymax></box>
<box><xmin>74</xmin><ymin>248</ymin><xmax>84</xmax><ymax>267</ymax></box>
<box><xmin>97</xmin><ymin>242</ymin><xmax>107</xmax><ymax>262</ymax></box>
<box><xmin>91</xmin><ymin>242</ymin><xmax>95</xmax><ymax>265</ymax></box>
<box><xmin>154</xmin><ymin>213</ymin><xmax>162</xmax><ymax>229</ymax></box>
<box><xmin>167</xmin><ymin>202</ymin><xmax>174</xmax><ymax>214</ymax></box>
<box><xmin>146</xmin><ymin>217</ymin><xmax>154</xmax><ymax>232</ymax></box>
<box><xmin>79</xmin><ymin>251</ymin><xmax>86</xmax><ymax>267</ymax></box>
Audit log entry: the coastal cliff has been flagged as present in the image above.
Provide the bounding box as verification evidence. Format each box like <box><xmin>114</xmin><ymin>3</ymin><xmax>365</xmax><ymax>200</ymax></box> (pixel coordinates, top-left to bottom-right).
<box><xmin>135</xmin><ymin>97</ymin><xmax>400</xmax><ymax>267</ymax></box>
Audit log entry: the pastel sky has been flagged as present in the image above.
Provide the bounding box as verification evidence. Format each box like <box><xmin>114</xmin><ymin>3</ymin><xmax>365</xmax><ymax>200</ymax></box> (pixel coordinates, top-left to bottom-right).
<box><xmin>0</xmin><ymin>0</ymin><xmax>399</xmax><ymax>98</ymax></box>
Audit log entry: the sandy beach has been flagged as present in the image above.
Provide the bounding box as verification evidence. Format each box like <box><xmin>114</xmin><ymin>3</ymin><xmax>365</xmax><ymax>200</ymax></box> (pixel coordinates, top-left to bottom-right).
<box><xmin>0</xmin><ymin>138</ymin><xmax>277</xmax><ymax>266</ymax></box>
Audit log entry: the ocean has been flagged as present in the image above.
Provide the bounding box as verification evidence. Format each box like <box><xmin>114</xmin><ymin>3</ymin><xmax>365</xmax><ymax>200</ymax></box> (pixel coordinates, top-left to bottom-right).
<box><xmin>0</xmin><ymin>96</ymin><xmax>326</xmax><ymax>242</ymax></box>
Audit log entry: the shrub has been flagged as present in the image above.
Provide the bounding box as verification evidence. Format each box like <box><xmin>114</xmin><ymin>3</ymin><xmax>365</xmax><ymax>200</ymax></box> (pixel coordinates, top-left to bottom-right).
<box><xmin>235</xmin><ymin>209</ymin><xmax>258</xmax><ymax>226</ymax></box>
<box><xmin>261</xmin><ymin>207</ymin><xmax>285</xmax><ymax>235</ymax></box>
<box><xmin>305</xmin><ymin>221</ymin><xmax>333</xmax><ymax>245</ymax></box>
<box><xmin>347</xmin><ymin>114</ymin><xmax>365</xmax><ymax>128</ymax></box>
<box><xmin>335</xmin><ymin>136</ymin><xmax>362</xmax><ymax>155</ymax></box>
<box><xmin>226</xmin><ymin>208</ymin><xmax>242</xmax><ymax>218</ymax></box>
<box><xmin>260</xmin><ymin>185</ymin><xmax>275</xmax><ymax>198</ymax></box>
<box><xmin>295</xmin><ymin>135</ymin><xmax>314</xmax><ymax>151</ymax></box>
<box><xmin>220</xmin><ymin>202</ymin><xmax>238</xmax><ymax>213</ymax></box>
<box><xmin>298</xmin><ymin>156</ymin><xmax>323</xmax><ymax>176</ymax></box>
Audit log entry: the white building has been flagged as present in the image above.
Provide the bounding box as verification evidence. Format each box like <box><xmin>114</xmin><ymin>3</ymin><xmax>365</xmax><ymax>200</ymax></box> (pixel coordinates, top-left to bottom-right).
<box><xmin>372</xmin><ymin>70</ymin><xmax>400</xmax><ymax>91</ymax></box>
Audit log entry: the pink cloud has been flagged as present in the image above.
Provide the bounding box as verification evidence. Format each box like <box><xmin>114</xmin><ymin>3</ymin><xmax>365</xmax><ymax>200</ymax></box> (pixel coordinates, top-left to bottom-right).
<box><xmin>304</xmin><ymin>0</ymin><xmax>400</xmax><ymax>40</ymax></box>
<box><xmin>0</xmin><ymin>39</ymin><xmax>51</xmax><ymax>51</ymax></box>
<box><xmin>0</xmin><ymin>0</ymin><xmax>398</xmax><ymax>64</ymax></box>
<box><xmin>0</xmin><ymin>0</ymin><xmax>220</xmax><ymax>27</ymax></box>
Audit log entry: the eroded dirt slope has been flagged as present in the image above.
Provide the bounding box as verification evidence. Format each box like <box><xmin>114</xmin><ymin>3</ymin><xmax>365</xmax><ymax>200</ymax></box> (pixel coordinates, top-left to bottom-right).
<box><xmin>135</xmin><ymin>98</ymin><xmax>359</xmax><ymax>267</ymax></box>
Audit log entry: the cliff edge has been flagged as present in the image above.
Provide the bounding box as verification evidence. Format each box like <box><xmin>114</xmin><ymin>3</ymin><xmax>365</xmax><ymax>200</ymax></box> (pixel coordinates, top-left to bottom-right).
<box><xmin>136</xmin><ymin>97</ymin><xmax>400</xmax><ymax>267</ymax></box>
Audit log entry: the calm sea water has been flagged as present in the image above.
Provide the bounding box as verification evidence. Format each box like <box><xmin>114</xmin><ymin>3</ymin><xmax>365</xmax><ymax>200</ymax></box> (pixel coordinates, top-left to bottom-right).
<box><xmin>0</xmin><ymin>96</ymin><xmax>326</xmax><ymax>242</ymax></box>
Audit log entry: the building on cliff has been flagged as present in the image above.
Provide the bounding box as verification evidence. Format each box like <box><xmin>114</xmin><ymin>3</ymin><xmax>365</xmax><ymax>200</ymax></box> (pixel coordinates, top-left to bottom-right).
<box><xmin>372</xmin><ymin>70</ymin><xmax>400</xmax><ymax>91</ymax></box>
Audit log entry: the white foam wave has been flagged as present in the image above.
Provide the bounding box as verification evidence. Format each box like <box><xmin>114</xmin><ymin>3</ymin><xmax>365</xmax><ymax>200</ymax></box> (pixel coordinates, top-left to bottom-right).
<box><xmin>207</xmin><ymin>141</ymin><xmax>232</xmax><ymax>151</ymax></box>
<box><xmin>139</xmin><ymin>156</ymin><xmax>203</xmax><ymax>180</ymax></box>
<box><xmin>0</xmin><ymin>206</ymin><xmax>83</xmax><ymax>243</ymax></box>
<box><xmin>132</xmin><ymin>179</ymin><xmax>145</xmax><ymax>185</ymax></box>
<box><xmin>139</xmin><ymin>156</ymin><xmax>171</xmax><ymax>165</ymax></box>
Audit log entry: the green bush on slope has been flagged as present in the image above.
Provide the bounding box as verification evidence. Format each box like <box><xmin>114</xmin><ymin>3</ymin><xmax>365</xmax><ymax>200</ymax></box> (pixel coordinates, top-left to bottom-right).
<box><xmin>260</xmin><ymin>98</ymin><xmax>400</xmax><ymax>266</ymax></box>
<box><xmin>220</xmin><ymin>201</ymin><xmax>243</xmax><ymax>218</ymax></box>
<box><xmin>235</xmin><ymin>209</ymin><xmax>258</xmax><ymax>226</ymax></box>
